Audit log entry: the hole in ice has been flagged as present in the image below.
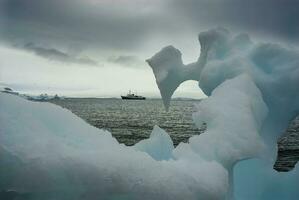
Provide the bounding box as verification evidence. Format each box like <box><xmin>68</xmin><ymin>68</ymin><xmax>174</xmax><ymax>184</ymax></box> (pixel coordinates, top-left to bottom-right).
<box><xmin>172</xmin><ymin>80</ymin><xmax>207</xmax><ymax>100</ymax></box>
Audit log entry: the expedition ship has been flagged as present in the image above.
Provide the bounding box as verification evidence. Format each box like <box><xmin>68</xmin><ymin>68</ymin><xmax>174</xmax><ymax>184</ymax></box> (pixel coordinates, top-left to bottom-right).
<box><xmin>121</xmin><ymin>91</ymin><xmax>146</xmax><ymax>100</ymax></box>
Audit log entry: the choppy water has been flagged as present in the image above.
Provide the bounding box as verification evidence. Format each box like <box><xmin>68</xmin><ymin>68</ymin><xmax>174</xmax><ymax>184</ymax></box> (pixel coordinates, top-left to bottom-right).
<box><xmin>51</xmin><ymin>98</ymin><xmax>205</xmax><ymax>146</ymax></box>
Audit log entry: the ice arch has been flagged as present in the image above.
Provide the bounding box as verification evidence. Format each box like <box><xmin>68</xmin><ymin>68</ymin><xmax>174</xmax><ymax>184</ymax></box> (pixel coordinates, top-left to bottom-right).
<box><xmin>147</xmin><ymin>27</ymin><xmax>299</xmax><ymax>199</ymax></box>
<box><xmin>147</xmin><ymin>27</ymin><xmax>299</xmax><ymax>145</ymax></box>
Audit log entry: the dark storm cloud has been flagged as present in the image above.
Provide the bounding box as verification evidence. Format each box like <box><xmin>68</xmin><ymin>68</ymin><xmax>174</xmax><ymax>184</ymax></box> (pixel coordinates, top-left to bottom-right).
<box><xmin>0</xmin><ymin>0</ymin><xmax>298</xmax><ymax>65</ymax></box>
<box><xmin>24</xmin><ymin>43</ymin><xmax>98</xmax><ymax>66</ymax></box>
<box><xmin>108</xmin><ymin>55</ymin><xmax>145</xmax><ymax>68</ymax></box>
<box><xmin>170</xmin><ymin>0</ymin><xmax>299</xmax><ymax>42</ymax></box>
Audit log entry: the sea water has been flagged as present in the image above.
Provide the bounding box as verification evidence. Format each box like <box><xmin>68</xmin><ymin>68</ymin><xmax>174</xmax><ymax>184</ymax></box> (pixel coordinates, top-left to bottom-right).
<box><xmin>51</xmin><ymin>98</ymin><xmax>205</xmax><ymax>146</ymax></box>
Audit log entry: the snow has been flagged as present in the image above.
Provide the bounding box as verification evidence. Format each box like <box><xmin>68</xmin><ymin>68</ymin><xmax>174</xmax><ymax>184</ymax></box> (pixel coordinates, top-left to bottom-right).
<box><xmin>147</xmin><ymin>27</ymin><xmax>299</xmax><ymax>199</ymax></box>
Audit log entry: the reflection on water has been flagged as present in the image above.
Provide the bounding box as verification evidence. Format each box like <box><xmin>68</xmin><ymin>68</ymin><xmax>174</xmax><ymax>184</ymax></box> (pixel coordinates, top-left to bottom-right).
<box><xmin>51</xmin><ymin>98</ymin><xmax>205</xmax><ymax>146</ymax></box>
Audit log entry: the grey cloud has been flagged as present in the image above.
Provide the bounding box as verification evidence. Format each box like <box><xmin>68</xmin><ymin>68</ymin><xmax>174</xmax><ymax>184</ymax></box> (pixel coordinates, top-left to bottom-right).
<box><xmin>108</xmin><ymin>56</ymin><xmax>146</xmax><ymax>68</ymax></box>
<box><xmin>24</xmin><ymin>43</ymin><xmax>98</xmax><ymax>66</ymax></box>
<box><xmin>0</xmin><ymin>0</ymin><xmax>164</xmax><ymax>52</ymax></box>
<box><xmin>0</xmin><ymin>0</ymin><xmax>298</xmax><ymax>65</ymax></box>
<box><xmin>170</xmin><ymin>0</ymin><xmax>299</xmax><ymax>43</ymax></box>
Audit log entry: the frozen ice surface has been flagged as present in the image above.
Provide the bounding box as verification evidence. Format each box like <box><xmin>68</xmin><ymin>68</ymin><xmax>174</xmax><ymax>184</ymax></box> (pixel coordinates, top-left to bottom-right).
<box><xmin>147</xmin><ymin>27</ymin><xmax>299</xmax><ymax>199</ymax></box>
<box><xmin>0</xmin><ymin>93</ymin><xmax>227</xmax><ymax>200</ymax></box>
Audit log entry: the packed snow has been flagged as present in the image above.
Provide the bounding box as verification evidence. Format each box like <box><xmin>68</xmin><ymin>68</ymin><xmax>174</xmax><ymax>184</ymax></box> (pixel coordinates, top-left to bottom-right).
<box><xmin>1</xmin><ymin>27</ymin><xmax>299</xmax><ymax>200</ymax></box>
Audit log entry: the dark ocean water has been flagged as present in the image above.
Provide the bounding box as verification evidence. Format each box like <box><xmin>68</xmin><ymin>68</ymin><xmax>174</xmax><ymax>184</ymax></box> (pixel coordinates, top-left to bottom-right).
<box><xmin>51</xmin><ymin>98</ymin><xmax>205</xmax><ymax>146</ymax></box>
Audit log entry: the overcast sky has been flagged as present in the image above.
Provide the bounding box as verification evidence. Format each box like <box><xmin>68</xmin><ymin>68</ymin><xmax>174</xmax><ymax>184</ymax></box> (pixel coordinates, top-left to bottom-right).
<box><xmin>0</xmin><ymin>0</ymin><xmax>298</xmax><ymax>98</ymax></box>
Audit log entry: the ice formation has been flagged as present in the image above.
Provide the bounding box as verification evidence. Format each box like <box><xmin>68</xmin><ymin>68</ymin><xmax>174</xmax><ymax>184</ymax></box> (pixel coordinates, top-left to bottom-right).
<box><xmin>147</xmin><ymin>28</ymin><xmax>299</xmax><ymax>199</ymax></box>
<box><xmin>1</xmin><ymin>27</ymin><xmax>299</xmax><ymax>200</ymax></box>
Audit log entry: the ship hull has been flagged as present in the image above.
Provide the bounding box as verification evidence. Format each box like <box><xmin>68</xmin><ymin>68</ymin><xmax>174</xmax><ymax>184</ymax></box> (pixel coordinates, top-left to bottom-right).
<box><xmin>121</xmin><ymin>96</ymin><xmax>146</xmax><ymax>100</ymax></box>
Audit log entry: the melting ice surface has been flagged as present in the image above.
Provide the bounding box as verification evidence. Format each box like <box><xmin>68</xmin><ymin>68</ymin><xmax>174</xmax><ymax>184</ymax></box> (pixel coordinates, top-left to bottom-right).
<box><xmin>0</xmin><ymin>28</ymin><xmax>299</xmax><ymax>200</ymax></box>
